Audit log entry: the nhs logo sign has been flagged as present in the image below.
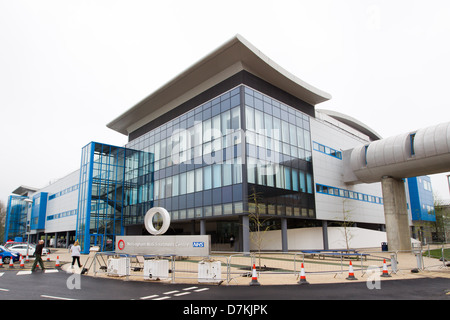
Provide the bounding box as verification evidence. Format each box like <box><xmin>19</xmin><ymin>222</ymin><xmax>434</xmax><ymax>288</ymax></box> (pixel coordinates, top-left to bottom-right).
<box><xmin>193</xmin><ymin>242</ymin><xmax>205</xmax><ymax>248</ymax></box>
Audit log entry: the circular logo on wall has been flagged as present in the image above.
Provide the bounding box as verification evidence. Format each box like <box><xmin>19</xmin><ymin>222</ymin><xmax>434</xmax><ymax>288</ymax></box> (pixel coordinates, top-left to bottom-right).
<box><xmin>118</xmin><ymin>239</ymin><xmax>125</xmax><ymax>250</ymax></box>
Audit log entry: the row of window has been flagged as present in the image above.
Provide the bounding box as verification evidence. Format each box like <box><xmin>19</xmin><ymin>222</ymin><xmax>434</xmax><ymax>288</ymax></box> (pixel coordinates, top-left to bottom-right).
<box><xmin>48</xmin><ymin>184</ymin><xmax>79</xmax><ymax>201</ymax></box>
<box><xmin>313</xmin><ymin>142</ymin><xmax>342</xmax><ymax>160</ymax></box>
<box><xmin>127</xmin><ymin>87</ymin><xmax>241</xmax><ymax>151</ymax></box>
<box><xmin>168</xmin><ymin>201</ymin><xmax>243</xmax><ymax>220</ymax></box>
<box><xmin>153</xmin><ymin>161</ymin><xmax>242</xmax><ymax>200</ymax></box>
<box><xmin>247</xmin><ymin>158</ymin><xmax>314</xmax><ymax>194</ymax></box>
<box><xmin>316</xmin><ymin>184</ymin><xmax>383</xmax><ymax>204</ymax></box>
<box><xmin>243</xmin><ymin>86</ymin><xmax>310</xmax><ymax>126</ymax></box>
<box><xmin>248</xmin><ymin>202</ymin><xmax>315</xmax><ymax>218</ymax></box>
<box><xmin>47</xmin><ymin>209</ymin><xmax>77</xmax><ymax>221</ymax></box>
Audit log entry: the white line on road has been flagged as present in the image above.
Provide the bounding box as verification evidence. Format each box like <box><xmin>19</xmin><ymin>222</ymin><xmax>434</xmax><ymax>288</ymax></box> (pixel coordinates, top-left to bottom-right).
<box><xmin>163</xmin><ymin>290</ymin><xmax>179</xmax><ymax>295</ymax></box>
<box><xmin>140</xmin><ymin>294</ymin><xmax>159</xmax><ymax>300</ymax></box>
<box><xmin>0</xmin><ymin>288</ymin><xmax>10</xmax><ymax>292</ymax></box>
<box><xmin>183</xmin><ymin>286</ymin><xmax>198</xmax><ymax>290</ymax></box>
<box><xmin>174</xmin><ymin>292</ymin><xmax>191</xmax><ymax>297</ymax></box>
<box><xmin>194</xmin><ymin>288</ymin><xmax>210</xmax><ymax>292</ymax></box>
<box><xmin>44</xmin><ymin>269</ymin><xmax>59</xmax><ymax>273</ymax></box>
<box><xmin>153</xmin><ymin>296</ymin><xmax>171</xmax><ymax>300</ymax></box>
<box><xmin>17</xmin><ymin>271</ymin><xmax>32</xmax><ymax>275</ymax></box>
<box><xmin>41</xmin><ymin>295</ymin><xmax>76</xmax><ymax>300</ymax></box>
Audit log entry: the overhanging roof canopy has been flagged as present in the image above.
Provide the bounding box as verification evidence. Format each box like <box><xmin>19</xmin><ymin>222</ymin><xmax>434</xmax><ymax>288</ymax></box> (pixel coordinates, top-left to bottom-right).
<box><xmin>317</xmin><ymin>109</ymin><xmax>383</xmax><ymax>141</ymax></box>
<box><xmin>107</xmin><ymin>34</ymin><xmax>331</xmax><ymax>136</ymax></box>
<box><xmin>12</xmin><ymin>185</ymin><xmax>38</xmax><ymax>197</ymax></box>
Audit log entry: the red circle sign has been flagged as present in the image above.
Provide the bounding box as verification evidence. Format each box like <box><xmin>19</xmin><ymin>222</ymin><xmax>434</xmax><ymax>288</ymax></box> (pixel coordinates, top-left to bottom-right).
<box><xmin>118</xmin><ymin>240</ymin><xmax>125</xmax><ymax>250</ymax></box>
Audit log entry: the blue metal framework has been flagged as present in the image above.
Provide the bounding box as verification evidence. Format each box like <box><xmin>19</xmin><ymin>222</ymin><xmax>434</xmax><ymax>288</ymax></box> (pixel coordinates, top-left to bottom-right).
<box><xmin>76</xmin><ymin>142</ymin><xmax>153</xmax><ymax>253</ymax></box>
<box><xmin>4</xmin><ymin>195</ymin><xmax>28</xmax><ymax>242</ymax></box>
<box><xmin>30</xmin><ymin>192</ymin><xmax>48</xmax><ymax>230</ymax></box>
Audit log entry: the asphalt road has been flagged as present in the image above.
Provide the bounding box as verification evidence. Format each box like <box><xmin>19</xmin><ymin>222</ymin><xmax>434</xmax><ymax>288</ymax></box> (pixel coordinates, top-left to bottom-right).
<box><xmin>1</xmin><ymin>268</ymin><xmax>448</xmax><ymax>302</ymax></box>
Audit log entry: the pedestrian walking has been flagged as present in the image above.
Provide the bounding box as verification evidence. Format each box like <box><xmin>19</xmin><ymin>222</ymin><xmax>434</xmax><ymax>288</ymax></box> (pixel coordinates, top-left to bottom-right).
<box><xmin>31</xmin><ymin>240</ymin><xmax>45</xmax><ymax>272</ymax></box>
<box><xmin>70</xmin><ymin>240</ymin><xmax>82</xmax><ymax>268</ymax></box>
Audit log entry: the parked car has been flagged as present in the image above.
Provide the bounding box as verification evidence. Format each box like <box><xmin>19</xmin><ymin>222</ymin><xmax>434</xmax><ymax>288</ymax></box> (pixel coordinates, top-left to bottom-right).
<box><xmin>0</xmin><ymin>245</ymin><xmax>20</xmax><ymax>264</ymax></box>
<box><xmin>7</xmin><ymin>244</ymin><xmax>35</xmax><ymax>256</ymax></box>
<box><xmin>4</xmin><ymin>242</ymin><xmax>50</xmax><ymax>255</ymax></box>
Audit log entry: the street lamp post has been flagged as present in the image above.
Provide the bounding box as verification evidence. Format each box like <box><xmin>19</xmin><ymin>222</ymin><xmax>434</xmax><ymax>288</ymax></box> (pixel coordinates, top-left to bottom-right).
<box><xmin>23</xmin><ymin>198</ymin><xmax>33</xmax><ymax>259</ymax></box>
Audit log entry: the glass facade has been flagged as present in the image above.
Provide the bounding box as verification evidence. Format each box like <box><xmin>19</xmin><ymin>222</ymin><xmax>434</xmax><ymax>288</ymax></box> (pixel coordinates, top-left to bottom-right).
<box><xmin>76</xmin><ymin>142</ymin><xmax>153</xmax><ymax>253</ymax></box>
<box><xmin>126</xmin><ymin>84</ymin><xmax>316</xmax><ymax>224</ymax></box>
<box><xmin>4</xmin><ymin>195</ymin><xmax>29</xmax><ymax>242</ymax></box>
<box><xmin>126</xmin><ymin>87</ymin><xmax>244</xmax><ymax>221</ymax></box>
<box><xmin>243</xmin><ymin>86</ymin><xmax>315</xmax><ymax>218</ymax></box>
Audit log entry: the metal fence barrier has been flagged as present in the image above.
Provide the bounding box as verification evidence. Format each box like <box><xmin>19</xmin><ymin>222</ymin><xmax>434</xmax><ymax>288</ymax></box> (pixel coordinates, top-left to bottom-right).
<box><xmin>87</xmin><ymin>246</ymin><xmax>448</xmax><ymax>285</ymax></box>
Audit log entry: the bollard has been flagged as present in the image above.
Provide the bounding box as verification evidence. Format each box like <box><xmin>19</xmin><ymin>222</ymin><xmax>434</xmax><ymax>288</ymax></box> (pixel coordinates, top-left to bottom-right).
<box><xmin>390</xmin><ymin>253</ymin><xmax>397</xmax><ymax>273</ymax></box>
<box><xmin>415</xmin><ymin>253</ymin><xmax>423</xmax><ymax>270</ymax></box>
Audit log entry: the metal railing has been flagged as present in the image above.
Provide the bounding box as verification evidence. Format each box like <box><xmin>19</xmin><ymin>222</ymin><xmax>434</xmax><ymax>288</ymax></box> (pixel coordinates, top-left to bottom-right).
<box><xmin>86</xmin><ymin>246</ymin><xmax>448</xmax><ymax>285</ymax></box>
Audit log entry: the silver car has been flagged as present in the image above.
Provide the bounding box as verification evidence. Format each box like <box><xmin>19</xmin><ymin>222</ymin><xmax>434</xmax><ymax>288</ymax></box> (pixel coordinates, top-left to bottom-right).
<box><xmin>6</xmin><ymin>243</ymin><xmax>50</xmax><ymax>256</ymax></box>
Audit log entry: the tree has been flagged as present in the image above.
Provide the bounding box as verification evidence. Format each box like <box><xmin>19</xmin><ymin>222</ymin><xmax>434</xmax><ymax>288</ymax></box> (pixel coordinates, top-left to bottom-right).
<box><xmin>433</xmin><ymin>194</ymin><xmax>450</xmax><ymax>243</ymax></box>
<box><xmin>247</xmin><ymin>186</ymin><xmax>271</xmax><ymax>270</ymax></box>
<box><xmin>338</xmin><ymin>200</ymin><xmax>355</xmax><ymax>251</ymax></box>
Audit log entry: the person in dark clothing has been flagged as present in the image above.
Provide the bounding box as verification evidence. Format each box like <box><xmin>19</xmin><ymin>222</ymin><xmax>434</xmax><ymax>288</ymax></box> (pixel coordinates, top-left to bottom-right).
<box><xmin>31</xmin><ymin>240</ymin><xmax>45</xmax><ymax>272</ymax></box>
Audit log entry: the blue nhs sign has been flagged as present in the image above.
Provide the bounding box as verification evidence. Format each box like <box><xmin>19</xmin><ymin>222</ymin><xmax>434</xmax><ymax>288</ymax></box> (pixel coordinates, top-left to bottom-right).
<box><xmin>193</xmin><ymin>242</ymin><xmax>205</xmax><ymax>248</ymax></box>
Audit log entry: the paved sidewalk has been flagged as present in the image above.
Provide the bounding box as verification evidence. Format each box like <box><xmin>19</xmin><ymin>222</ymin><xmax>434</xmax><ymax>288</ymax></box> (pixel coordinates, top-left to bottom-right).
<box><xmin>47</xmin><ymin>248</ymin><xmax>449</xmax><ymax>286</ymax></box>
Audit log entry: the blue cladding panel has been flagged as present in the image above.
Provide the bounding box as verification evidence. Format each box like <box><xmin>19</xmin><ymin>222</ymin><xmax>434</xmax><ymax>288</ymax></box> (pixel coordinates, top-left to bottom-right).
<box><xmin>30</xmin><ymin>192</ymin><xmax>48</xmax><ymax>230</ymax></box>
<box><xmin>408</xmin><ymin>176</ymin><xmax>435</xmax><ymax>222</ymax></box>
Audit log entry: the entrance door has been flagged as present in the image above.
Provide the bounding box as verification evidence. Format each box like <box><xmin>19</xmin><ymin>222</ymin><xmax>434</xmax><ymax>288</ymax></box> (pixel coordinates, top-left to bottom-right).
<box><xmin>216</xmin><ymin>221</ymin><xmax>240</xmax><ymax>251</ymax></box>
<box><xmin>90</xmin><ymin>234</ymin><xmax>104</xmax><ymax>251</ymax></box>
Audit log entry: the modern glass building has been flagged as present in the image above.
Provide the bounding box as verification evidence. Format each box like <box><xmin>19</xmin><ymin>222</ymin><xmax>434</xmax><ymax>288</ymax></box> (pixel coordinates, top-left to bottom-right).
<box><xmin>4</xmin><ymin>35</ymin><xmax>438</xmax><ymax>252</ymax></box>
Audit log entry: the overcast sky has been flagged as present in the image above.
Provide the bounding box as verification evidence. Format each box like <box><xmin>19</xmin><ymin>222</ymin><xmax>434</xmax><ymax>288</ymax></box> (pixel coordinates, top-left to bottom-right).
<box><xmin>1</xmin><ymin>0</ymin><xmax>449</xmax><ymax>205</ymax></box>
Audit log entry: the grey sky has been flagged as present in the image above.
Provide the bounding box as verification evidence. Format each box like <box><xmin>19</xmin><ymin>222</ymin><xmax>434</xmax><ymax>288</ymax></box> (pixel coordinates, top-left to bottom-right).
<box><xmin>1</xmin><ymin>0</ymin><xmax>449</xmax><ymax>204</ymax></box>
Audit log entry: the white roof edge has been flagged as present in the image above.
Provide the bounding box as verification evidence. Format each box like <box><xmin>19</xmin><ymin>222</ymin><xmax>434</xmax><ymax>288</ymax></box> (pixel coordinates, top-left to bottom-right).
<box><xmin>317</xmin><ymin>109</ymin><xmax>383</xmax><ymax>141</ymax></box>
<box><xmin>235</xmin><ymin>34</ymin><xmax>332</xmax><ymax>101</ymax></box>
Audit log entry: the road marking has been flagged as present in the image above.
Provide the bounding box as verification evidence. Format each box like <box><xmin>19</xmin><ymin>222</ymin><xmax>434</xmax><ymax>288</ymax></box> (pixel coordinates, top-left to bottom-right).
<box><xmin>140</xmin><ymin>294</ymin><xmax>159</xmax><ymax>300</ymax></box>
<box><xmin>0</xmin><ymin>272</ymin><xmax>4</xmax><ymax>277</ymax></box>
<box><xmin>153</xmin><ymin>296</ymin><xmax>171</xmax><ymax>300</ymax></box>
<box><xmin>183</xmin><ymin>286</ymin><xmax>198</xmax><ymax>291</ymax></box>
<box><xmin>44</xmin><ymin>269</ymin><xmax>59</xmax><ymax>273</ymax></box>
<box><xmin>41</xmin><ymin>295</ymin><xmax>76</xmax><ymax>300</ymax></box>
<box><xmin>0</xmin><ymin>288</ymin><xmax>9</xmax><ymax>292</ymax></box>
<box><xmin>174</xmin><ymin>292</ymin><xmax>191</xmax><ymax>297</ymax></box>
<box><xmin>17</xmin><ymin>271</ymin><xmax>32</xmax><ymax>275</ymax></box>
<box><xmin>163</xmin><ymin>290</ymin><xmax>179</xmax><ymax>295</ymax></box>
<box><xmin>194</xmin><ymin>288</ymin><xmax>210</xmax><ymax>292</ymax></box>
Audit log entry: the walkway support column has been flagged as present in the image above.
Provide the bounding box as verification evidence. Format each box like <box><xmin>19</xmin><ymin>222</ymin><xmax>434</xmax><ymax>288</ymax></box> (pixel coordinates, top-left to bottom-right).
<box><xmin>381</xmin><ymin>176</ymin><xmax>412</xmax><ymax>251</ymax></box>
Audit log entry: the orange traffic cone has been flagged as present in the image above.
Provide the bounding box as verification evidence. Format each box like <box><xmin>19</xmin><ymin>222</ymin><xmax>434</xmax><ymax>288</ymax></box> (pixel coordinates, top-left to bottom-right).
<box><xmin>381</xmin><ymin>259</ymin><xmax>391</xmax><ymax>278</ymax></box>
<box><xmin>19</xmin><ymin>256</ymin><xmax>24</xmax><ymax>269</ymax></box>
<box><xmin>0</xmin><ymin>257</ymin><xmax>3</xmax><ymax>268</ymax></box>
<box><xmin>55</xmin><ymin>256</ymin><xmax>60</xmax><ymax>269</ymax></box>
<box><xmin>25</xmin><ymin>254</ymin><xmax>29</xmax><ymax>263</ymax></box>
<box><xmin>46</xmin><ymin>254</ymin><xmax>51</xmax><ymax>262</ymax></box>
<box><xmin>9</xmin><ymin>257</ymin><xmax>14</xmax><ymax>268</ymax></box>
<box><xmin>298</xmin><ymin>263</ymin><xmax>309</xmax><ymax>285</ymax></box>
<box><xmin>346</xmin><ymin>261</ymin><xmax>357</xmax><ymax>280</ymax></box>
<box><xmin>249</xmin><ymin>264</ymin><xmax>261</xmax><ymax>286</ymax></box>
